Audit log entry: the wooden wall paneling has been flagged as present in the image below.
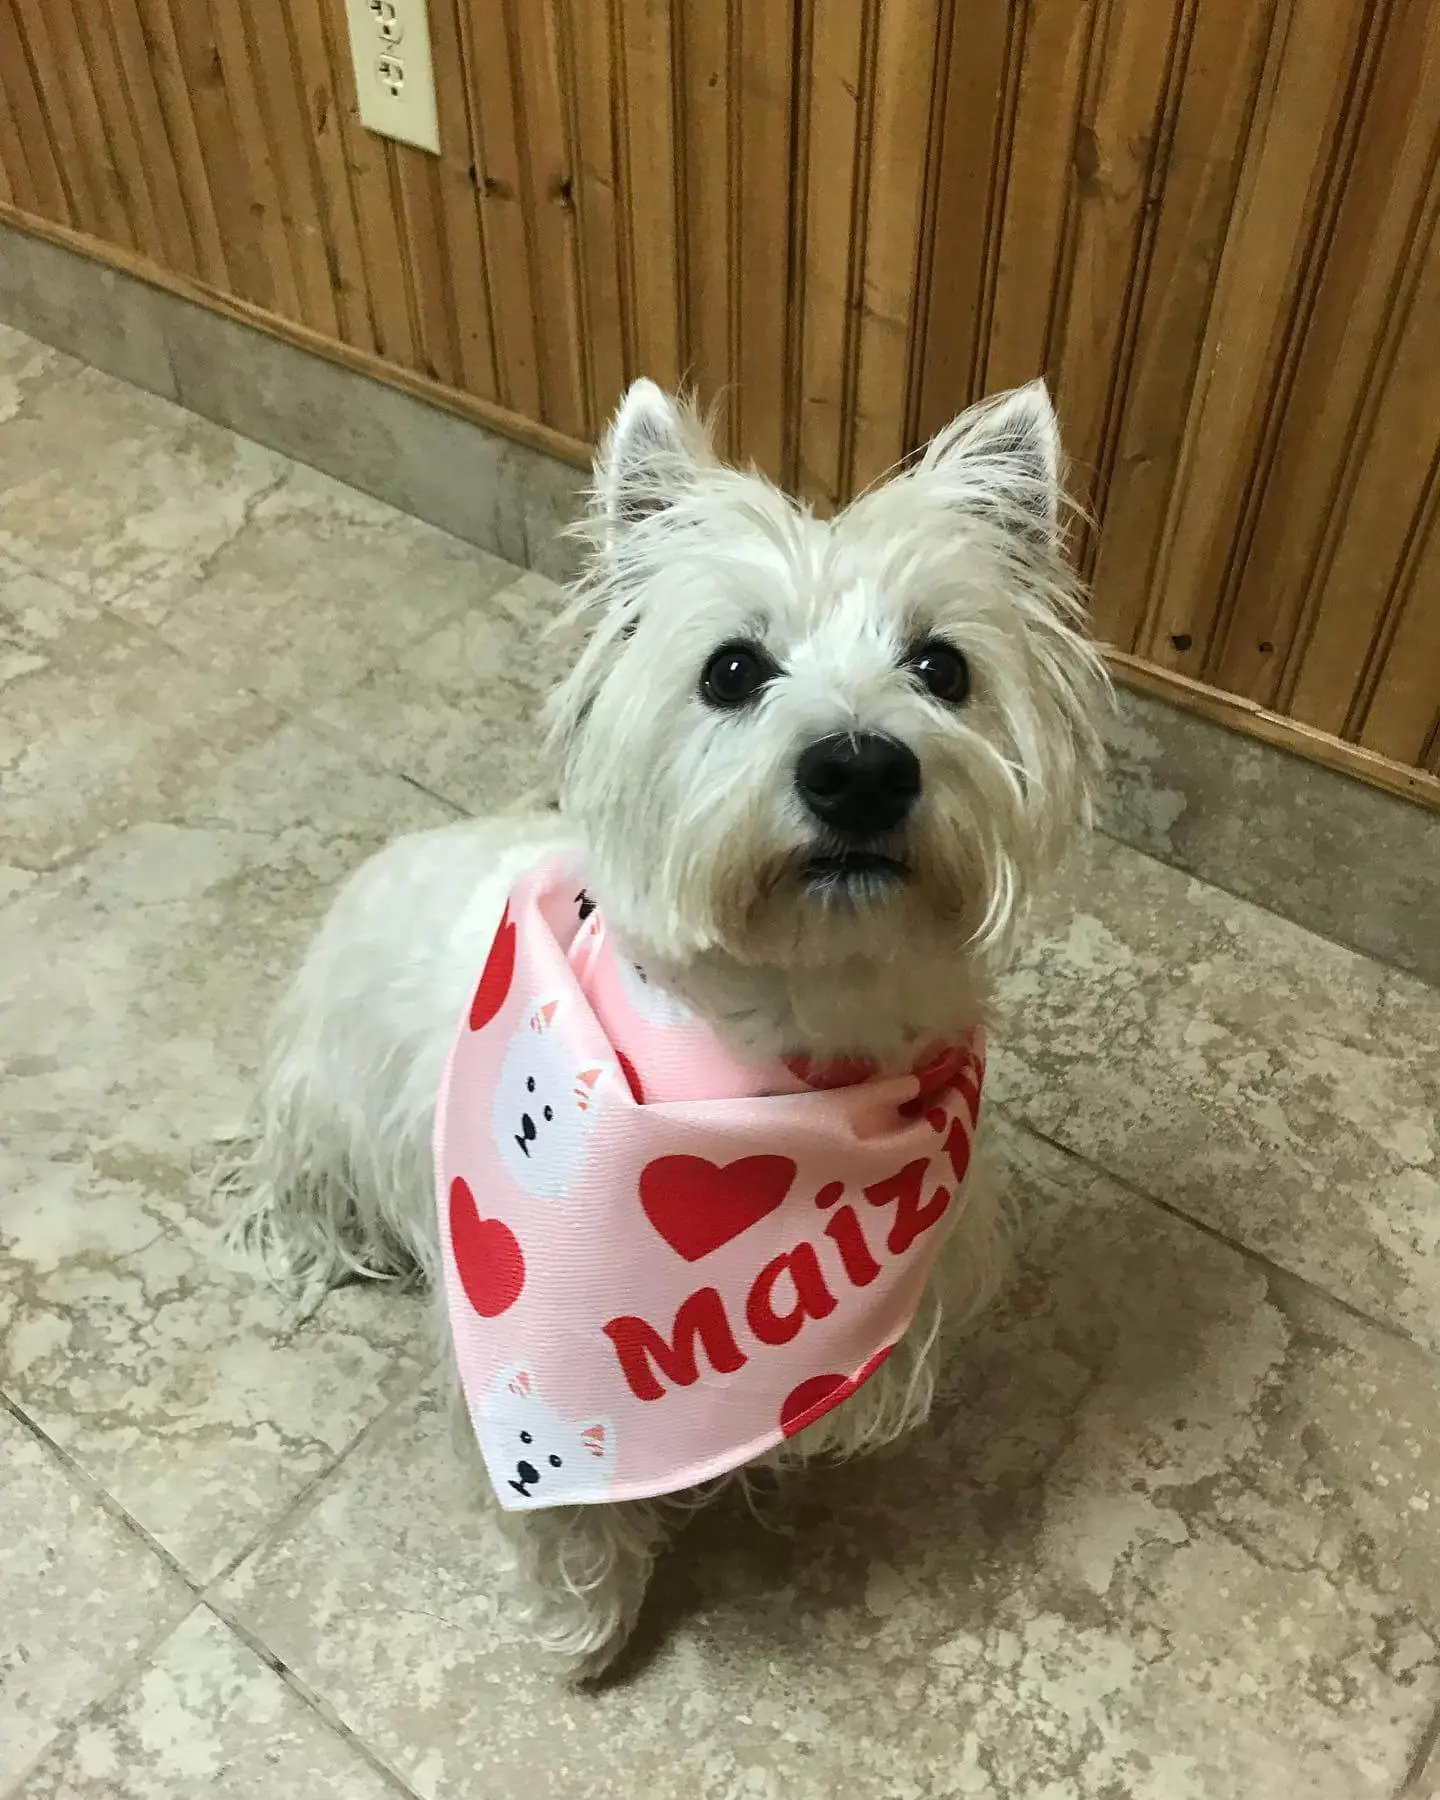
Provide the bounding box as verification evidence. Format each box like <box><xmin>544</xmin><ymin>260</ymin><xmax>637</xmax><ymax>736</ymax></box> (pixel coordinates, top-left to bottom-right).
<box><xmin>394</xmin><ymin>149</ymin><xmax>462</xmax><ymax>389</ymax></box>
<box><xmin>11</xmin><ymin>3</ymin><xmax>95</xmax><ymax>235</ymax></box>
<box><xmin>81</xmin><ymin>0</ymin><xmax>172</xmax><ymax>265</ymax></box>
<box><xmin>103</xmin><ymin>0</ymin><xmax>199</xmax><ymax>277</ymax></box>
<box><xmin>278</xmin><ymin>0</ymin><xmax>373</xmax><ymax>351</ymax></box>
<box><xmin>793</xmin><ymin>0</ymin><xmax>866</xmax><ymax>511</ymax></box>
<box><xmin>53</xmin><ymin>0</ymin><xmax>142</xmax><ymax>249</ymax></box>
<box><xmin>246</xmin><ymin>0</ymin><xmax>346</xmax><ymax>337</ymax></box>
<box><xmin>847</xmin><ymin>0</ymin><xmax>943</xmax><ymax>494</ymax></box>
<box><xmin>676</xmin><ymin>0</ymin><xmax>736</xmax><ymax>452</ymax></box>
<box><xmin>320</xmin><ymin>0</ymin><xmax>416</xmax><ymax>365</ymax></box>
<box><xmin>1283</xmin><ymin>178</ymin><xmax>1440</xmax><ymax>740</ymax></box>
<box><xmin>980</xmin><ymin>0</ymin><xmax>1097</xmax><ymax>395</ymax></box>
<box><xmin>163</xmin><ymin>0</ymin><xmax>271</xmax><ymax>306</ymax></box>
<box><xmin>1135</xmin><ymin>0</ymin><xmax>1373</xmax><ymax>683</ymax></box>
<box><xmin>733</xmin><ymin>0</ymin><xmax>792</xmax><ymax>483</ymax></box>
<box><xmin>465</xmin><ymin>0</ymin><xmax>542</xmax><ymax>416</ymax></box>
<box><xmin>1047</xmin><ymin>0</ymin><xmax>1189</xmax><ymax>540</ymax></box>
<box><xmin>1</xmin><ymin>2</ymin><xmax>77</xmax><ymax>229</ymax></box>
<box><xmin>133</xmin><ymin>0</ymin><xmax>229</xmax><ymax>288</ymax></box>
<box><xmin>503</xmin><ymin>0</ymin><xmax>589</xmax><ymax>438</ymax></box>
<box><xmin>909</xmin><ymin>0</ymin><xmax>1018</xmax><ymax>446</ymax></box>
<box><xmin>422</xmin><ymin>0</ymin><xmax>498</xmax><ymax>399</ymax></box>
<box><xmin>1087</xmin><ymin>0</ymin><xmax>1278</xmax><ymax>652</ymax></box>
<box><xmin>203</xmin><ymin>0</ymin><xmax>304</xmax><ymax>321</ymax></box>
<box><xmin>1213</xmin><ymin>0</ymin><xmax>1440</xmax><ymax>707</ymax></box>
<box><xmin>614</xmin><ymin>0</ymin><xmax>682</xmax><ymax>393</ymax></box>
<box><xmin>1353</xmin><ymin>464</ymin><xmax>1440</xmax><ymax>767</ymax></box>
<box><xmin>565</xmin><ymin>0</ymin><xmax>627</xmax><ymax>430</ymax></box>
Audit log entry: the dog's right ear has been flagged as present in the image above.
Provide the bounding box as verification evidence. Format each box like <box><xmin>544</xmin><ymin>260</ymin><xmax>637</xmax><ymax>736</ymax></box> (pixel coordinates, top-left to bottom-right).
<box><xmin>596</xmin><ymin>379</ymin><xmax>711</xmax><ymax>528</ymax></box>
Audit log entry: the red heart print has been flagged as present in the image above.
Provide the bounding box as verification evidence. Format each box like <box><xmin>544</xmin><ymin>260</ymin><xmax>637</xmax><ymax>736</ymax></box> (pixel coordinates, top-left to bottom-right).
<box><xmin>639</xmin><ymin>1154</ymin><xmax>797</xmax><ymax>1261</ymax></box>
<box><xmin>468</xmin><ymin>905</ymin><xmax>516</xmax><ymax>1031</ymax></box>
<box><xmin>779</xmin><ymin>1345</ymin><xmax>895</xmax><ymax>1438</ymax></box>
<box><xmin>449</xmin><ymin>1177</ymin><xmax>525</xmax><ymax>1316</ymax></box>
<box><xmin>785</xmin><ymin>1054</ymin><xmax>880</xmax><ymax>1090</ymax></box>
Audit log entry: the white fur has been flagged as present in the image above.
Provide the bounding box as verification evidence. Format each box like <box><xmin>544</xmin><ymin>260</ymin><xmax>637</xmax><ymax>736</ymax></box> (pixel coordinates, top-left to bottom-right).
<box><xmin>218</xmin><ymin>377</ymin><xmax>1108</xmax><ymax>1679</ymax></box>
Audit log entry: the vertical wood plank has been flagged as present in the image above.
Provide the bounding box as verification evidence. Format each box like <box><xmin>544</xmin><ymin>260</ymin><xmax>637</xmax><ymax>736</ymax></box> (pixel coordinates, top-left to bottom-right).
<box><xmin>567</xmin><ymin>0</ymin><xmax>628</xmax><ymax>425</ymax></box>
<box><xmin>279</xmin><ymin>0</ymin><xmax>373</xmax><ymax>348</ymax></box>
<box><xmin>33</xmin><ymin>0</ymin><xmax>136</xmax><ymax>248</ymax></box>
<box><xmin>849</xmin><ymin>0</ymin><xmax>945</xmax><ymax>494</ymax></box>
<box><xmin>395</xmin><ymin>152</ymin><xmax>462</xmax><ymax>386</ymax></box>
<box><xmin>12</xmin><ymin>1</ymin><xmax>102</xmax><ymax>234</ymax></box>
<box><xmin>676</xmin><ymin>0</ymin><xmax>735</xmax><ymax>446</ymax></box>
<box><xmin>981</xmin><ymin>0</ymin><xmax>1097</xmax><ymax>393</ymax></box>
<box><xmin>204</xmin><ymin>0</ymin><xmax>304</xmax><ymax>319</ymax></box>
<box><xmin>1088</xmin><ymin>0</ymin><xmax>1279</xmax><ymax>651</ymax></box>
<box><xmin>140</xmin><ymin>0</ymin><xmax>230</xmax><ymax>287</ymax></box>
<box><xmin>1213</xmin><ymin>0</ymin><xmax>1440</xmax><ymax>706</ymax></box>
<box><xmin>1047</xmin><ymin>0</ymin><xmax>1187</xmax><ymax>533</ymax></box>
<box><xmin>1351</xmin><ymin>466</ymin><xmax>1440</xmax><ymax>766</ymax></box>
<box><xmin>910</xmin><ymin>0</ymin><xmax>1016</xmax><ymax>444</ymax></box>
<box><xmin>1135</xmin><ymin>0</ymin><xmax>1372</xmax><ymax>681</ymax></box>
<box><xmin>1284</xmin><ymin>192</ymin><xmax>1440</xmax><ymax>736</ymax></box>
<box><xmin>81</xmin><ymin>0</ymin><xmax>167</xmax><ymax>261</ymax></box>
<box><xmin>464</xmin><ymin>0</ymin><xmax>542</xmax><ymax>414</ymax></box>
<box><xmin>320</xmin><ymin>0</ymin><xmax>416</xmax><ymax>363</ymax></box>
<box><xmin>794</xmin><ymin>0</ymin><xmax>865</xmax><ymax>510</ymax></box>
<box><xmin>102</xmin><ymin>0</ymin><xmax>199</xmax><ymax>275</ymax></box>
<box><xmin>615</xmin><ymin>0</ymin><xmax>682</xmax><ymax>390</ymax></box>
<box><xmin>164</xmin><ymin>0</ymin><xmax>270</xmax><ymax>304</ymax></box>
<box><xmin>425</xmin><ymin>0</ymin><xmax>499</xmax><ymax>399</ymax></box>
<box><xmin>505</xmin><ymin>0</ymin><xmax>589</xmax><ymax>438</ymax></box>
<box><xmin>0</xmin><ymin>2</ymin><xmax>73</xmax><ymax>226</ymax></box>
<box><xmin>734</xmin><ymin>0</ymin><xmax>794</xmax><ymax>482</ymax></box>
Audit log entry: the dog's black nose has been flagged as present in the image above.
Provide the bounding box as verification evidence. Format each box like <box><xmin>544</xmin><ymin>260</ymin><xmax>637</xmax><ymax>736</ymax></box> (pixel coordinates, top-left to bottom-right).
<box><xmin>516</xmin><ymin>1459</ymin><xmax>539</xmax><ymax>1486</ymax></box>
<box><xmin>796</xmin><ymin>733</ymin><xmax>921</xmax><ymax>838</ymax></box>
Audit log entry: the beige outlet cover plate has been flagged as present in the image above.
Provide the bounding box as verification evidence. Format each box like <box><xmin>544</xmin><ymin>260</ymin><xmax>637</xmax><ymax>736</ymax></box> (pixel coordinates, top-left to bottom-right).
<box><xmin>343</xmin><ymin>0</ymin><xmax>440</xmax><ymax>156</ymax></box>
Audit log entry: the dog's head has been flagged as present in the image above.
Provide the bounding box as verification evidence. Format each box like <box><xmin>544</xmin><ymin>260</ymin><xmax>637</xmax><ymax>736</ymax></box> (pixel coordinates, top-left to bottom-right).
<box><xmin>547</xmin><ymin>380</ymin><xmax>1108</xmax><ymax>980</ymax></box>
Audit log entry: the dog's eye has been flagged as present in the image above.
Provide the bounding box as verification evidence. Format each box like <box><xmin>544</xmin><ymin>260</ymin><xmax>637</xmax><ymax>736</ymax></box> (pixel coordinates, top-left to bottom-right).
<box><xmin>520</xmin><ymin>1432</ymin><xmax>533</xmax><ymax>1445</ymax></box>
<box><xmin>549</xmin><ymin>1454</ymin><xmax>563</xmax><ymax>1468</ymax></box>
<box><xmin>526</xmin><ymin>1077</ymin><xmax>535</xmax><ymax>1092</ymax></box>
<box><xmin>543</xmin><ymin>1105</ymin><xmax>553</xmax><ymax>1122</ymax></box>
<box><xmin>700</xmin><ymin>641</ymin><xmax>776</xmax><ymax>710</ymax></box>
<box><xmin>907</xmin><ymin>639</ymin><xmax>970</xmax><ymax>704</ymax></box>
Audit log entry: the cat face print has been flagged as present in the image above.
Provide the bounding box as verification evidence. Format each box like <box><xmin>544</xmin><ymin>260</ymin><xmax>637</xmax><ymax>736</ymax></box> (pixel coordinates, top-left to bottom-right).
<box><xmin>474</xmin><ymin>1367</ymin><xmax>615</xmax><ymax>1506</ymax></box>
<box><xmin>492</xmin><ymin>999</ymin><xmax>604</xmax><ymax>1199</ymax></box>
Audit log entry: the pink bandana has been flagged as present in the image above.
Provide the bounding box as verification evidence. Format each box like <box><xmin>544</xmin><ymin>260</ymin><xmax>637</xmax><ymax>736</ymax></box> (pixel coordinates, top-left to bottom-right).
<box><xmin>433</xmin><ymin>859</ymin><xmax>984</xmax><ymax>1510</ymax></box>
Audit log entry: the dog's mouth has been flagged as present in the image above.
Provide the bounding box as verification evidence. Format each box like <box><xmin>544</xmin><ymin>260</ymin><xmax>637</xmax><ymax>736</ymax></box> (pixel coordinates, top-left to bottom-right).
<box><xmin>801</xmin><ymin>848</ymin><xmax>911</xmax><ymax>894</ymax></box>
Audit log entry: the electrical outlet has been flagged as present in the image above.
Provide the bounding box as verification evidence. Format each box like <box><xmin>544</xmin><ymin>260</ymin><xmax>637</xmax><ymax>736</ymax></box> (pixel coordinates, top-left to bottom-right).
<box><xmin>343</xmin><ymin>0</ymin><xmax>439</xmax><ymax>155</ymax></box>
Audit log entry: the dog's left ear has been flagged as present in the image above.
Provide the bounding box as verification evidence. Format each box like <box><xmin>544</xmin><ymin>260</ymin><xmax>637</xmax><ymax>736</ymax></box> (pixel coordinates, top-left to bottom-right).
<box><xmin>913</xmin><ymin>379</ymin><xmax>1061</xmax><ymax>545</ymax></box>
<box><xmin>596</xmin><ymin>379</ymin><xmax>713</xmax><ymax>528</ymax></box>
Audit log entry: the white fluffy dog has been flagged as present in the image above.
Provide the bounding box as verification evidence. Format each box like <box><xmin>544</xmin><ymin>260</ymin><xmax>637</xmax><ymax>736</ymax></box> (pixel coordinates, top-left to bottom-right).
<box><xmin>221</xmin><ymin>377</ymin><xmax>1107</xmax><ymax>1677</ymax></box>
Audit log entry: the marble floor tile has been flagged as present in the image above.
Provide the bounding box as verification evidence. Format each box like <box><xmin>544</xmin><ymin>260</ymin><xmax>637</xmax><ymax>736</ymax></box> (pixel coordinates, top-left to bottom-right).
<box><xmin>0</xmin><ymin>723</ymin><xmax>449</xmax><ymax>1578</ymax></box>
<box><xmin>998</xmin><ymin>831</ymin><xmax>1440</xmax><ymax>1351</ymax></box>
<box><xmin>0</xmin><ymin>1408</ymin><xmax>192</xmax><ymax>1788</ymax></box>
<box><xmin>218</xmin><ymin>1122</ymin><xmax>1440</xmax><ymax>1800</ymax></box>
<box><xmin>110</xmin><ymin>460</ymin><xmax>521</xmax><ymax>711</ymax></box>
<box><xmin>0</xmin><ymin>324</ymin><xmax>80</xmax><ymax>424</ymax></box>
<box><xmin>312</xmin><ymin>570</ymin><xmax>564</xmax><ymax>812</ymax></box>
<box><xmin>0</xmin><ymin>556</ymin><xmax>280</xmax><ymax>876</ymax></box>
<box><xmin>12</xmin><ymin>1608</ymin><xmax>401</xmax><ymax>1800</ymax></box>
<box><xmin>0</xmin><ymin>360</ymin><xmax>287</xmax><ymax>606</ymax></box>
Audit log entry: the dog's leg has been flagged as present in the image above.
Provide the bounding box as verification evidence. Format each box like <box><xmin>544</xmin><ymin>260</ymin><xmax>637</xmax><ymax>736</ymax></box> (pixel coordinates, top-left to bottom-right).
<box><xmin>218</xmin><ymin>815</ymin><xmax>570</xmax><ymax>1294</ymax></box>
<box><xmin>492</xmin><ymin>1497</ymin><xmax>669</xmax><ymax>1681</ymax></box>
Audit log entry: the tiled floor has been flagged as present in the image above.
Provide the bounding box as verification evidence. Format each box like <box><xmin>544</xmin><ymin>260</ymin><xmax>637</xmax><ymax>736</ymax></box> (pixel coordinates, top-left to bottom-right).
<box><xmin>1</xmin><ymin>320</ymin><xmax>1437</xmax><ymax>1800</ymax></box>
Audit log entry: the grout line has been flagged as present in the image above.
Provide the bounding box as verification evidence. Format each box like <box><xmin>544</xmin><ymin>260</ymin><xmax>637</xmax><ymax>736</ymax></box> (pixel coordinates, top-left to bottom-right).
<box><xmin>999</xmin><ymin>1111</ymin><xmax>1434</xmax><ymax>1358</ymax></box>
<box><xmin>1400</xmin><ymin>1697</ymin><xmax>1440</xmax><ymax>1798</ymax></box>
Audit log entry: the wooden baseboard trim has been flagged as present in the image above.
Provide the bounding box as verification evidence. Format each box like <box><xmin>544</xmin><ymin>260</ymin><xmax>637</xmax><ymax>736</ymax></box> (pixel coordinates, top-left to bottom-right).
<box><xmin>1107</xmin><ymin>651</ymin><xmax>1440</xmax><ymax>810</ymax></box>
<box><xmin>4</xmin><ymin>206</ymin><xmax>1436</xmax><ymax>814</ymax></box>
<box><xmin>0</xmin><ymin>206</ymin><xmax>595</xmax><ymax>472</ymax></box>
